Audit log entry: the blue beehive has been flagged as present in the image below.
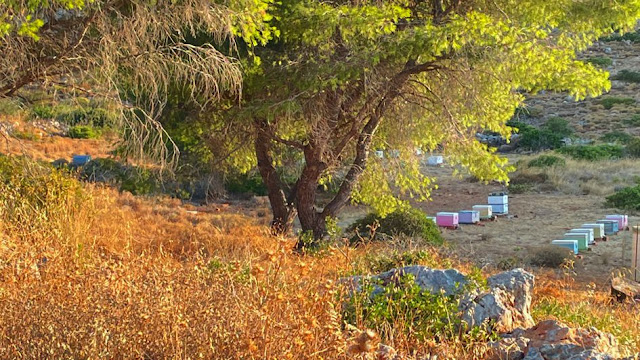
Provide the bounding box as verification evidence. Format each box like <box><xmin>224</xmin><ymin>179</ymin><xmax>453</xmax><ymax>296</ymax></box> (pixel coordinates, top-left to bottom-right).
<box><xmin>71</xmin><ymin>155</ymin><xmax>91</xmax><ymax>166</ymax></box>
<box><xmin>459</xmin><ymin>210</ymin><xmax>480</xmax><ymax>224</ymax></box>
<box><xmin>551</xmin><ymin>240</ymin><xmax>579</xmax><ymax>255</ymax></box>
<box><xmin>597</xmin><ymin>220</ymin><xmax>619</xmax><ymax>235</ymax></box>
<box><xmin>490</xmin><ymin>204</ymin><xmax>508</xmax><ymax>214</ymax></box>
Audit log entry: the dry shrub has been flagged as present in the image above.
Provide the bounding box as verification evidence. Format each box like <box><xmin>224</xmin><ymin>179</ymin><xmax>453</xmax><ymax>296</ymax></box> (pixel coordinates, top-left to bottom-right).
<box><xmin>528</xmin><ymin>245</ymin><xmax>573</xmax><ymax>268</ymax></box>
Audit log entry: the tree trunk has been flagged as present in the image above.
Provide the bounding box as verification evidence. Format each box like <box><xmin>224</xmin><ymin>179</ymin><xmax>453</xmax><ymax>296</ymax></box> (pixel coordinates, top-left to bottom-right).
<box><xmin>254</xmin><ymin>121</ymin><xmax>296</xmax><ymax>236</ymax></box>
<box><xmin>294</xmin><ymin>146</ymin><xmax>327</xmax><ymax>250</ymax></box>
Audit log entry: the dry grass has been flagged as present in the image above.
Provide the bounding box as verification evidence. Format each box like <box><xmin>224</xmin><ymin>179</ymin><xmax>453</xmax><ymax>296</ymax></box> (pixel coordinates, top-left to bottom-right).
<box><xmin>1</xmin><ymin>166</ymin><xmax>639</xmax><ymax>358</ymax></box>
<box><xmin>512</xmin><ymin>155</ymin><xmax>640</xmax><ymax>196</ymax></box>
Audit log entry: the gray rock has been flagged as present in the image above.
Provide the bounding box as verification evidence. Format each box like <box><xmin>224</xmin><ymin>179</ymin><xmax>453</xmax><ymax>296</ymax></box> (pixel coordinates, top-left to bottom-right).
<box><xmin>374</xmin><ymin>266</ymin><xmax>468</xmax><ymax>296</ymax></box>
<box><xmin>460</xmin><ymin>268</ymin><xmax>535</xmax><ymax>332</ymax></box>
<box><xmin>604</xmin><ymin>47</ymin><xmax>613</xmax><ymax>54</ymax></box>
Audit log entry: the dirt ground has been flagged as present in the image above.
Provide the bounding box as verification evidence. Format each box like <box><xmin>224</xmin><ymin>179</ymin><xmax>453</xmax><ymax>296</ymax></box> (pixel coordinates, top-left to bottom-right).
<box><xmin>405</xmin><ymin>163</ymin><xmax>635</xmax><ymax>285</ymax></box>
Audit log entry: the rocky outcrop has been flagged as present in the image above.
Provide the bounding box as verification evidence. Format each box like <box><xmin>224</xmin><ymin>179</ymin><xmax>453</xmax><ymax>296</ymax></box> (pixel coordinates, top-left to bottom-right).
<box><xmin>489</xmin><ymin>320</ymin><xmax>621</xmax><ymax>360</ymax></box>
<box><xmin>460</xmin><ymin>268</ymin><xmax>536</xmax><ymax>332</ymax></box>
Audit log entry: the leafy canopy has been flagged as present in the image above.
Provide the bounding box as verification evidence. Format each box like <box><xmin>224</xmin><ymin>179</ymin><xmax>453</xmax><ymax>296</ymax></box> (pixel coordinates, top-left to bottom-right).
<box><xmin>221</xmin><ymin>0</ymin><xmax>640</xmax><ymax>217</ymax></box>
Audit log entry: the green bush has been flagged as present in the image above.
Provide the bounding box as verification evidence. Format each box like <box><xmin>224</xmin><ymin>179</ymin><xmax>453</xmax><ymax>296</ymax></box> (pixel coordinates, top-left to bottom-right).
<box><xmin>349</xmin><ymin>208</ymin><xmax>444</xmax><ymax>245</ymax></box>
<box><xmin>508</xmin><ymin>118</ymin><xmax>573</xmax><ymax>151</ymax></box>
<box><xmin>586</xmin><ymin>57</ymin><xmax>613</xmax><ymax>67</ymax></box>
<box><xmin>600</xmin><ymin>131</ymin><xmax>634</xmax><ymax>144</ymax></box>
<box><xmin>528</xmin><ymin>155</ymin><xmax>566</xmax><ymax>168</ymax></box>
<box><xmin>81</xmin><ymin>158</ymin><xmax>158</xmax><ymax>195</ymax></box>
<box><xmin>507</xmin><ymin>183</ymin><xmax>533</xmax><ymax>194</ymax></box>
<box><xmin>556</xmin><ymin>144</ymin><xmax>623</xmax><ymax>161</ymax></box>
<box><xmin>606</xmin><ymin>185</ymin><xmax>640</xmax><ymax>210</ymax></box>
<box><xmin>354</xmin><ymin>250</ymin><xmax>446</xmax><ymax>274</ymax></box>
<box><xmin>225</xmin><ymin>173</ymin><xmax>267</xmax><ymax>195</ymax></box>
<box><xmin>623</xmin><ymin>115</ymin><xmax>640</xmax><ymax>127</ymax></box>
<box><xmin>31</xmin><ymin>104</ymin><xmax>55</xmax><ymax>119</ymax></box>
<box><xmin>68</xmin><ymin>125</ymin><xmax>100</xmax><ymax>139</ymax></box>
<box><xmin>57</xmin><ymin>107</ymin><xmax>116</xmax><ymax>128</ymax></box>
<box><xmin>611</xmin><ymin>70</ymin><xmax>640</xmax><ymax>83</ymax></box>
<box><xmin>599</xmin><ymin>97</ymin><xmax>636</xmax><ymax>110</ymax></box>
<box><xmin>602</xmin><ymin>30</ymin><xmax>640</xmax><ymax>42</ymax></box>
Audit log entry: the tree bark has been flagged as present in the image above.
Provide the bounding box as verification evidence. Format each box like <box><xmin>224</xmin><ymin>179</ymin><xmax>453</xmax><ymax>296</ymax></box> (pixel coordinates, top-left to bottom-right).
<box><xmin>294</xmin><ymin>145</ymin><xmax>327</xmax><ymax>249</ymax></box>
<box><xmin>254</xmin><ymin>120</ymin><xmax>296</xmax><ymax>235</ymax></box>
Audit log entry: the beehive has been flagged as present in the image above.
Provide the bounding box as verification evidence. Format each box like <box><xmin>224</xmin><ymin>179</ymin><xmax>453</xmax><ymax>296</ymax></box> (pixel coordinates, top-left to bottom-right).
<box><xmin>436</xmin><ymin>212</ymin><xmax>458</xmax><ymax>227</ymax></box>
<box><xmin>563</xmin><ymin>233</ymin><xmax>589</xmax><ymax>251</ymax></box>
<box><xmin>472</xmin><ymin>205</ymin><xmax>493</xmax><ymax>219</ymax></box>
<box><xmin>568</xmin><ymin>228</ymin><xmax>594</xmax><ymax>245</ymax></box>
<box><xmin>459</xmin><ymin>210</ymin><xmax>480</xmax><ymax>224</ymax></box>
<box><xmin>488</xmin><ymin>193</ymin><xmax>508</xmax><ymax>205</ymax></box>
<box><xmin>606</xmin><ymin>215</ymin><xmax>628</xmax><ymax>230</ymax></box>
<box><xmin>72</xmin><ymin>154</ymin><xmax>91</xmax><ymax>166</ymax></box>
<box><xmin>427</xmin><ymin>155</ymin><xmax>443</xmax><ymax>166</ymax></box>
<box><xmin>581</xmin><ymin>223</ymin><xmax>605</xmax><ymax>240</ymax></box>
<box><xmin>551</xmin><ymin>240</ymin><xmax>579</xmax><ymax>255</ymax></box>
<box><xmin>597</xmin><ymin>220</ymin><xmax>619</xmax><ymax>235</ymax></box>
<box><xmin>490</xmin><ymin>204</ymin><xmax>509</xmax><ymax>214</ymax></box>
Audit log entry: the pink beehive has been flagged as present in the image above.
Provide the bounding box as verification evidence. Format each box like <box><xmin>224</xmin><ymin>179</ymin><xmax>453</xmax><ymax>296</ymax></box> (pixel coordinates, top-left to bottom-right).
<box><xmin>606</xmin><ymin>215</ymin><xmax>628</xmax><ymax>230</ymax></box>
<box><xmin>436</xmin><ymin>212</ymin><xmax>458</xmax><ymax>227</ymax></box>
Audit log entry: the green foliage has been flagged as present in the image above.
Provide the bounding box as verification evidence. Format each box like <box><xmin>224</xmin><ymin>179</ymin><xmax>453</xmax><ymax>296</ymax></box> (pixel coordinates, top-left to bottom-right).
<box><xmin>0</xmin><ymin>155</ymin><xmax>82</xmax><ymax>237</ymax></box>
<box><xmin>556</xmin><ymin>144</ymin><xmax>623</xmax><ymax>161</ymax></box>
<box><xmin>68</xmin><ymin>125</ymin><xmax>100</xmax><ymax>139</ymax></box>
<box><xmin>611</xmin><ymin>70</ymin><xmax>640</xmax><ymax>83</ymax></box>
<box><xmin>623</xmin><ymin>115</ymin><xmax>640</xmax><ymax>127</ymax></box>
<box><xmin>81</xmin><ymin>158</ymin><xmax>158</xmax><ymax>195</ymax></box>
<box><xmin>225</xmin><ymin>173</ymin><xmax>267</xmax><ymax>196</ymax></box>
<box><xmin>349</xmin><ymin>208</ymin><xmax>443</xmax><ymax>245</ymax></box>
<box><xmin>528</xmin><ymin>155</ymin><xmax>566</xmax><ymax>168</ymax></box>
<box><xmin>599</xmin><ymin>96</ymin><xmax>636</xmax><ymax>110</ymax></box>
<box><xmin>344</xmin><ymin>274</ymin><xmax>496</xmax><ymax>343</ymax></box>
<box><xmin>625</xmin><ymin>138</ymin><xmax>640</xmax><ymax>158</ymax></box>
<box><xmin>353</xmin><ymin>249</ymin><xmax>448</xmax><ymax>275</ymax></box>
<box><xmin>600</xmin><ymin>131</ymin><xmax>634</xmax><ymax>144</ymax></box>
<box><xmin>508</xmin><ymin>118</ymin><xmax>573</xmax><ymax>151</ymax></box>
<box><xmin>606</xmin><ymin>185</ymin><xmax>640</xmax><ymax>210</ymax></box>
<box><xmin>585</xmin><ymin>56</ymin><xmax>612</xmax><ymax>67</ymax></box>
<box><xmin>602</xmin><ymin>30</ymin><xmax>640</xmax><ymax>43</ymax></box>
<box><xmin>57</xmin><ymin>107</ymin><xmax>117</xmax><ymax>128</ymax></box>
<box><xmin>31</xmin><ymin>104</ymin><xmax>55</xmax><ymax>119</ymax></box>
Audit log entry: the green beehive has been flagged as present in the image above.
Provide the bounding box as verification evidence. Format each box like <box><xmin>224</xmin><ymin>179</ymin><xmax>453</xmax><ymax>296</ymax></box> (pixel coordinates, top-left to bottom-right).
<box><xmin>563</xmin><ymin>232</ymin><xmax>589</xmax><ymax>251</ymax></box>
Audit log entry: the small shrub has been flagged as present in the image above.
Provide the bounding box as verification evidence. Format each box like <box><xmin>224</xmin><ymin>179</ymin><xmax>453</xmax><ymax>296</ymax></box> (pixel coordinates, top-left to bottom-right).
<box><xmin>510</xmin><ymin>172</ymin><xmax>549</xmax><ymax>185</ymax></box>
<box><xmin>623</xmin><ymin>115</ymin><xmax>640</xmax><ymax>127</ymax></box>
<box><xmin>556</xmin><ymin>144</ymin><xmax>623</xmax><ymax>161</ymax></box>
<box><xmin>528</xmin><ymin>155</ymin><xmax>566</xmax><ymax>168</ymax></box>
<box><xmin>68</xmin><ymin>125</ymin><xmax>100</xmax><ymax>139</ymax></box>
<box><xmin>600</xmin><ymin>131</ymin><xmax>634</xmax><ymax>144</ymax></box>
<box><xmin>586</xmin><ymin>56</ymin><xmax>613</xmax><ymax>67</ymax></box>
<box><xmin>611</xmin><ymin>70</ymin><xmax>640</xmax><ymax>83</ymax></box>
<box><xmin>508</xmin><ymin>118</ymin><xmax>572</xmax><ymax>151</ymax></box>
<box><xmin>529</xmin><ymin>245</ymin><xmax>573</xmax><ymax>268</ymax></box>
<box><xmin>599</xmin><ymin>97</ymin><xmax>636</xmax><ymax>110</ymax></box>
<box><xmin>344</xmin><ymin>274</ymin><xmax>495</xmax><ymax>343</ymax></box>
<box><xmin>602</xmin><ymin>30</ymin><xmax>640</xmax><ymax>42</ymax></box>
<box><xmin>57</xmin><ymin>107</ymin><xmax>116</xmax><ymax>128</ymax></box>
<box><xmin>0</xmin><ymin>98</ymin><xmax>23</xmax><ymax>115</ymax></box>
<box><xmin>625</xmin><ymin>138</ymin><xmax>640</xmax><ymax>158</ymax></box>
<box><xmin>606</xmin><ymin>185</ymin><xmax>640</xmax><ymax>210</ymax></box>
<box><xmin>225</xmin><ymin>173</ymin><xmax>267</xmax><ymax>196</ymax></box>
<box><xmin>355</xmin><ymin>249</ymin><xmax>442</xmax><ymax>274</ymax></box>
<box><xmin>541</xmin><ymin>117</ymin><xmax>574</xmax><ymax>138</ymax></box>
<box><xmin>81</xmin><ymin>158</ymin><xmax>158</xmax><ymax>195</ymax></box>
<box><xmin>31</xmin><ymin>104</ymin><xmax>55</xmax><ymax>119</ymax></box>
<box><xmin>349</xmin><ymin>208</ymin><xmax>444</xmax><ymax>245</ymax></box>
<box><xmin>11</xmin><ymin>130</ymin><xmax>39</xmax><ymax>141</ymax></box>
<box><xmin>507</xmin><ymin>183</ymin><xmax>533</xmax><ymax>194</ymax></box>
<box><xmin>496</xmin><ymin>256</ymin><xmax>522</xmax><ymax>271</ymax></box>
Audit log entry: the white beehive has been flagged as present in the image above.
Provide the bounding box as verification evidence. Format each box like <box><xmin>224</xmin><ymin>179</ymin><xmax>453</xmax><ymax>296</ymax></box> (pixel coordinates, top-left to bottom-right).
<box><xmin>568</xmin><ymin>228</ymin><xmax>594</xmax><ymax>245</ymax></box>
<box><xmin>581</xmin><ymin>223</ymin><xmax>605</xmax><ymax>240</ymax></box>
<box><xmin>551</xmin><ymin>240</ymin><xmax>579</xmax><ymax>255</ymax></box>
<box><xmin>427</xmin><ymin>155</ymin><xmax>443</xmax><ymax>166</ymax></box>
<box><xmin>563</xmin><ymin>233</ymin><xmax>589</xmax><ymax>251</ymax></box>
<box><xmin>488</xmin><ymin>193</ymin><xmax>508</xmax><ymax>205</ymax></box>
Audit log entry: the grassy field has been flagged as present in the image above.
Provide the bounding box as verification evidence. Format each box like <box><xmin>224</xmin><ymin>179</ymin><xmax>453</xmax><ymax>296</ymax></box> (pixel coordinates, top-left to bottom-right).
<box><xmin>1</xmin><ymin>157</ymin><xmax>640</xmax><ymax>359</ymax></box>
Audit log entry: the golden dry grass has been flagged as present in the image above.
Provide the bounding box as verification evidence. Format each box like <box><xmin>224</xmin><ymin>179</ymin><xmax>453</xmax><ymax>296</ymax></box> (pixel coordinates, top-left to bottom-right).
<box><xmin>1</xmin><ymin>176</ymin><xmax>639</xmax><ymax>358</ymax></box>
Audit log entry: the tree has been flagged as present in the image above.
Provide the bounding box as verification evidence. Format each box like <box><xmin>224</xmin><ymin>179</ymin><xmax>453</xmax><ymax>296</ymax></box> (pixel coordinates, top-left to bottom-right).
<box><xmin>214</xmin><ymin>0</ymin><xmax>640</xmax><ymax>248</ymax></box>
<box><xmin>0</xmin><ymin>0</ymin><xmax>272</xmax><ymax>162</ymax></box>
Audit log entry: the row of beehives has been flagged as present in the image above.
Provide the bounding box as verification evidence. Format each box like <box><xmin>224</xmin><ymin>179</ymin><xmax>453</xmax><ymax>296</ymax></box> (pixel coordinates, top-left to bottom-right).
<box><xmin>426</xmin><ymin>193</ymin><xmax>509</xmax><ymax>228</ymax></box>
<box><xmin>550</xmin><ymin>215</ymin><xmax>629</xmax><ymax>255</ymax></box>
